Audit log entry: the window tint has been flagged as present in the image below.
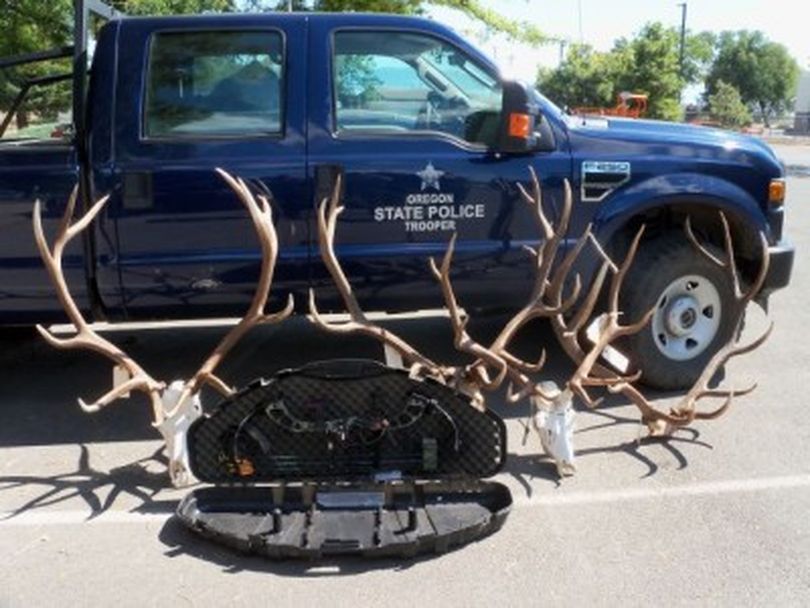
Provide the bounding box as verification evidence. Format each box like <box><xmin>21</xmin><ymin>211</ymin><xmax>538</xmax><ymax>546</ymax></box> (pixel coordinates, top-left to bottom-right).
<box><xmin>333</xmin><ymin>31</ymin><xmax>502</xmax><ymax>145</ymax></box>
<box><xmin>145</xmin><ymin>31</ymin><xmax>283</xmax><ymax>138</ymax></box>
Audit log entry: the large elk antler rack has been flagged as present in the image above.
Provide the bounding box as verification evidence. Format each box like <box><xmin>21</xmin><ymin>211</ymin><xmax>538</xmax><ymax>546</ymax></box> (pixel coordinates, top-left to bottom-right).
<box><xmin>309</xmin><ymin>168</ymin><xmax>771</xmax><ymax>475</ymax></box>
<box><xmin>308</xmin><ymin>174</ymin><xmax>510</xmax><ymax>409</ymax></box>
<box><xmin>33</xmin><ymin>170</ymin><xmax>293</xmax><ymax>485</ymax></box>
<box><xmin>605</xmin><ymin>214</ymin><xmax>772</xmax><ymax>436</ymax></box>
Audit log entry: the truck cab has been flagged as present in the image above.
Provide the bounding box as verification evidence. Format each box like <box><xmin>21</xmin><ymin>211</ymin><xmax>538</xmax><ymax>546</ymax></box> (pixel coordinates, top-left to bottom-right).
<box><xmin>0</xmin><ymin>9</ymin><xmax>794</xmax><ymax>389</ymax></box>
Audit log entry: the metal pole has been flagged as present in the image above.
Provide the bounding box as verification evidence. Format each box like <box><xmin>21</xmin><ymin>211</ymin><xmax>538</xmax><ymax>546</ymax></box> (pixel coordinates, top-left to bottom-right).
<box><xmin>678</xmin><ymin>2</ymin><xmax>687</xmax><ymax>77</ymax></box>
<box><xmin>287</xmin><ymin>0</ymin><xmax>292</xmax><ymax>11</ymax></box>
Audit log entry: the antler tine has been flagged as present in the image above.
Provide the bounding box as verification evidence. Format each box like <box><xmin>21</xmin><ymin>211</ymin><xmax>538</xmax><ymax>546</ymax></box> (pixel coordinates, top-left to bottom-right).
<box><xmin>608</xmin><ymin>224</ymin><xmax>645</xmax><ymax>315</ymax></box>
<box><xmin>317</xmin><ymin>173</ymin><xmax>368</xmax><ymax>322</ymax></box>
<box><xmin>33</xmin><ymin>192</ymin><xmax>167</xmax><ymax>424</ymax></box>
<box><xmin>564</xmin><ymin>225</ymin><xmax>657</xmax><ymax>407</ymax></box>
<box><xmin>428</xmin><ymin>232</ymin><xmax>562</xmax><ymax>403</ymax></box>
<box><xmin>170</xmin><ymin>169</ymin><xmax>295</xmax><ymax>411</ymax></box>
<box><xmin>429</xmin><ymin>233</ymin><xmax>510</xmax><ymax>389</ymax></box>
<box><xmin>501</xmin><ymin>348</ymin><xmax>547</xmax><ymax>375</ymax></box>
<box><xmin>689</xmin><ymin>213</ymin><xmax>741</xmax><ymax>296</ymax></box>
<box><xmin>671</xmin><ymin>319</ymin><xmax>772</xmax><ymax>423</ymax></box>
<box><xmin>739</xmin><ymin>230</ymin><xmax>771</xmax><ymax>304</ymax></box>
<box><xmin>55</xmin><ymin>186</ymin><xmax>78</xmax><ymax>239</ymax></box>
<box><xmin>609</xmin><ymin>382</ymin><xmax>691</xmax><ymax>428</ymax></box>
<box><xmin>546</xmin><ymin>225</ymin><xmax>595</xmax><ymax>310</ymax></box>
<box><xmin>506</xmin><ymin>381</ymin><xmax>536</xmax><ymax>405</ymax></box>
<box><xmin>562</xmin><ymin>260</ymin><xmax>610</xmax><ymax>339</ymax></box>
<box><xmin>684</xmin><ymin>215</ymin><xmax>726</xmax><ymax>268</ymax></box>
<box><xmin>308</xmin><ymin>176</ymin><xmax>440</xmax><ymax>372</ymax></box>
<box><xmin>516</xmin><ymin>166</ymin><xmax>553</xmax><ymax>238</ymax></box>
<box><xmin>686</xmin><ymin>213</ymin><xmax>771</xmax><ymax>304</ymax></box>
<box><xmin>489</xmin><ymin>177</ymin><xmax>576</xmax><ymax>360</ymax></box>
<box><xmin>660</xmin><ymin>227</ymin><xmax>772</xmax><ymax>427</ymax></box>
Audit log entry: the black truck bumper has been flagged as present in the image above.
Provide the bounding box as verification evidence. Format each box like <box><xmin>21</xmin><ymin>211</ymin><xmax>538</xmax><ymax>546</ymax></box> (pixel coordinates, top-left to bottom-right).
<box><xmin>761</xmin><ymin>239</ymin><xmax>795</xmax><ymax>295</ymax></box>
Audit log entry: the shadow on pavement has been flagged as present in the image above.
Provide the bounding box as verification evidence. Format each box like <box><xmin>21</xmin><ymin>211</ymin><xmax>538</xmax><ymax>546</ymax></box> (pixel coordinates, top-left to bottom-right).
<box><xmin>0</xmin><ymin>444</ymin><xmax>171</xmax><ymax>520</ymax></box>
<box><xmin>0</xmin><ymin>313</ymin><xmax>711</xmax><ymax>573</ymax></box>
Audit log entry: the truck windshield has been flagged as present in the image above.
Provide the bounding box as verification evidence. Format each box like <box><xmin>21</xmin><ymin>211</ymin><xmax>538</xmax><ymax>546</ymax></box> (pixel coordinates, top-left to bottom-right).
<box><xmin>333</xmin><ymin>31</ymin><xmax>502</xmax><ymax>145</ymax></box>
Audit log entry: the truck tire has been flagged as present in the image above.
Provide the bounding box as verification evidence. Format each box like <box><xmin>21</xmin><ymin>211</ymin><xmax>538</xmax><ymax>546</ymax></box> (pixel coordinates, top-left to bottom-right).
<box><xmin>620</xmin><ymin>233</ymin><xmax>738</xmax><ymax>390</ymax></box>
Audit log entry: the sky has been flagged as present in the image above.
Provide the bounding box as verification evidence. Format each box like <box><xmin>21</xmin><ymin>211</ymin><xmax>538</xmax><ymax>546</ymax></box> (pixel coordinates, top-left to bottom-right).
<box><xmin>427</xmin><ymin>0</ymin><xmax>810</xmax><ymax>98</ymax></box>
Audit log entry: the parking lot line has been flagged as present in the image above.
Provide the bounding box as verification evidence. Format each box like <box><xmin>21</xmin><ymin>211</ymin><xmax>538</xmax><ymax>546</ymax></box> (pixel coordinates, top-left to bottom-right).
<box><xmin>517</xmin><ymin>472</ymin><xmax>810</xmax><ymax>506</ymax></box>
<box><xmin>1</xmin><ymin>473</ymin><xmax>809</xmax><ymax>527</ymax></box>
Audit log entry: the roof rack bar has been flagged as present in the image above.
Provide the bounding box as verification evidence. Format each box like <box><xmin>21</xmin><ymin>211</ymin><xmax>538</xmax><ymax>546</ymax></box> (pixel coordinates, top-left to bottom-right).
<box><xmin>0</xmin><ymin>73</ymin><xmax>73</xmax><ymax>138</ymax></box>
<box><xmin>0</xmin><ymin>46</ymin><xmax>74</xmax><ymax>71</ymax></box>
<box><xmin>85</xmin><ymin>0</ymin><xmax>124</xmax><ymax>19</ymax></box>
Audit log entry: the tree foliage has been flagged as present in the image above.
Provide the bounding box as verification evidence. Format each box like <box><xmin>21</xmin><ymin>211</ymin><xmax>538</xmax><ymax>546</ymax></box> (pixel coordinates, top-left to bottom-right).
<box><xmin>538</xmin><ymin>22</ymin><xmax>700</xmax><ymax>121</ymax></box>
<box><xmin>537</xmin><ymin>22</ymin><xmax>722</xmax><ymax>123</ymax></box>
<box><xmin>708</xmin><ymin>80</ymin><xmax>751</xmax><ymax>129</ymax></box>
<box><xmin>259</xmin><ymin>0</ymin><xmax>552</xmax><ymax>45</ymax></box>
<box><xmin>612</xmin><ymin>23</ymin><xmax>684</xmax><ymax>121</ymax></box>
<box><xmin>0</xmin><ymin>0</ymin><xmax>73</xmax><ymax>130</ymax></box>
<box><xmin>110</xmin><ymin>0</ymin><xmax>234</xmax><ymax>14</ymax></box>
<box><xmin>537</xmin><ymin>45</ymin><xmax>624</xmax><ymax>110</ymax></box>
<box><xmin>430</xmin><ymin>1</ymin><xmax>552</xmax><ymax>46</ymax></box>
<box><xmin>706</xmin><ymin>30</ymin><xmax>800</xmax><ymax>126</ymax></box>
<box><xmin>0</xmin><ymin>1</ymin><xmax>237</xmax><ymax>133</ymax></box>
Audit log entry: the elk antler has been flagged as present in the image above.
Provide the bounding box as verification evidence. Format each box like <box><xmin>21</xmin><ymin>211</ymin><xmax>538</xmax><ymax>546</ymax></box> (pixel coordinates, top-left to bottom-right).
<box><xmin>485</xmin><ymin>170</ymin><xmax>610</xmax><ymax>383</ymax></box>
<box><xmin>611</xmin><ymin>213</ymin><xmax>772</xmax><ymax>434</ymax></box>
<box><xmin>167</xmin><ymin>170</ymin><xmax>295</xmax><ymax>416</ymax></box>
<box><xmin>308</xmin><ymin>174</ymin><xmax>443</xmax><ymax>375</ymax></box>
<box><xmin>428</xmin><ymin>233</ymin><xmax>510</xmax><ymax>400</ymax></box>
<box><xmin>35</xmin><ymin>171</ymin><xmax>293</xmax><ymax>485</ymax></box>
<box><xmin>34</xmin><ymin>172</ymin><xmax>294</xmax><ymax>424</ymax></box>
<box><xmin>558</xmin><ymin>225</ymin><xmax>654</xmax><ymax>407</ymax></box>
<box><xmin>33</xmin><ymin>187</ymin><xmax>168</xmax><ymax>423</ymax></box>
<box><xmin>427</xmin><ymin>169</ymin><xmax>613</xmax><ymax>409</ymax></box>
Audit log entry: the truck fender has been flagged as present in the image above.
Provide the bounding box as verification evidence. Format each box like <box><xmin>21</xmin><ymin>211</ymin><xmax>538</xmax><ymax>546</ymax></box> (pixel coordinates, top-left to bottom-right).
<box><xmin>591</xmin><ymin>172</ymin><xmax>771</xmax><ymax>248</ymax></box>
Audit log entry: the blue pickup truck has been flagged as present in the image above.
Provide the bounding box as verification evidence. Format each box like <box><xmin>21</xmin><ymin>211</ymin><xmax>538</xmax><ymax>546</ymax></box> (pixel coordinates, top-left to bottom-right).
<box><xmin>0</xmin><ymin>4</ymin><xmax>794</xmax><ymax>389</ymax></box>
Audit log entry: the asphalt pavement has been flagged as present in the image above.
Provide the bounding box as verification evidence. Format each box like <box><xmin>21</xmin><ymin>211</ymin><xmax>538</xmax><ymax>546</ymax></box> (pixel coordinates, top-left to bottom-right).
<box><xmin>1</xmin><ymin>144</ymin><xmax>808</xmax><ymax>607</ymax></box>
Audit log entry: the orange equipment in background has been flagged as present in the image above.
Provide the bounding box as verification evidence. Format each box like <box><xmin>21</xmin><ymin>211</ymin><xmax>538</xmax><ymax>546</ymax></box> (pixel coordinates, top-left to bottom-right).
<box><xmin>572</xmin><ymin>92</ymin><xmax>648</xmax><ymax>119</ymax></box>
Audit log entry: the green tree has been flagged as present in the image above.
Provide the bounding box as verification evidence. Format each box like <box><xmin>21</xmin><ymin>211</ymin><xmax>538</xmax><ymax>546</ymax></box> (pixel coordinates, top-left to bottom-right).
<box><xmin>708</xmin><ymin>80</ymin><xmax>751</xmax><ymax>129</ymax></box>
<box><xmin>259</xmin><ymin>0</ymin><xmax>552</xmax><ymax>45</ymax></box>
<box><xmin>110</xmin><ymin>0</ymin><xmax>234</xmax><ymax>14</ymax></box>
<box><xmin>2</xmin><ymin>0</ymin><xmax>551</xmax><ymax>134</ymax></box>
<box><xmin>613</xmin><ymin>23</ymin><xmax>685</xmax><ymax>121</ymax></box>
<box><xmin>682</xmin><ymin>30</ymin><xmax>715</xmax><ymax>83</ymax></box>
<box><xmin>537</xmin><ymin>23</ymin><xmax>712</xmax><ymax>122</ymax></box>
<box><xmin>0</xmin><ymin>1</ymin><xmax>236</xmax><ymax>134</ymax></box>
<box><xmin>0</xmin><ymin>0</ymin><xmax>73</xmax><ymax>131</ymax></box>
<box><xmin>707</xmin><ymin>30</ymin><xmax>800</xmax><ymax>126</ymax></box>
<box><xmin>536</xmin><ymin>44</ymin><xmax>625</xmax><ymax>110</ymax></box>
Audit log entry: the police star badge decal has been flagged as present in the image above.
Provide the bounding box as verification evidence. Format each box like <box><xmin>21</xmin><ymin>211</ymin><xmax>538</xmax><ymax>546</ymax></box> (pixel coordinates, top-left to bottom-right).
<box><xmin>417</xmin><ymin>162</ymin><xmax>445</xmax><ymax>191</ymax></box>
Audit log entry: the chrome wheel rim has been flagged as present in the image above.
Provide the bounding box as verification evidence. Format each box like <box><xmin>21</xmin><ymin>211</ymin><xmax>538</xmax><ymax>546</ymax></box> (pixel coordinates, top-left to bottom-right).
<box><xmin>651</xmin><ymin>274</ymin><xmax>721</xmax><ymax>361</ymax></box>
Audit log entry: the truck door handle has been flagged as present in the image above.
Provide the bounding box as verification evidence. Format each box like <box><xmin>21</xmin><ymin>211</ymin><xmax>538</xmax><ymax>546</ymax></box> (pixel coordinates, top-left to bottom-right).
<box><xmin>122</xmin><ymin>172</ymin><xmax>153</xmax><ymax>210</ymax></box>
<box><xmin>314</xmin><ymin>164</ymin><xmax>344</xmax><ymax>206</ymax></box>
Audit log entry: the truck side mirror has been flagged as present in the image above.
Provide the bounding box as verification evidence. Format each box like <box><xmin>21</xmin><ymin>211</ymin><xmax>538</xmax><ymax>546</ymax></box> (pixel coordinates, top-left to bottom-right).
<box><xmin>497</xmin><ymin>80</ymin><xmax>538</xmax><ymax>154</ymax></box>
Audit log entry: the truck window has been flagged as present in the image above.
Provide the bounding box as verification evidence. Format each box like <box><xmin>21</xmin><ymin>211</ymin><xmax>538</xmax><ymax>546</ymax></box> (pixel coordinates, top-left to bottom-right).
<box><xmin>145</xmin><ymin>31</ymin><xmax>283</xmax><ymax>138</ymax></box>
<box><xmin>333</xmin><ymin>31</ymin><xmax>502</xmax><ymax>145</ymax></box>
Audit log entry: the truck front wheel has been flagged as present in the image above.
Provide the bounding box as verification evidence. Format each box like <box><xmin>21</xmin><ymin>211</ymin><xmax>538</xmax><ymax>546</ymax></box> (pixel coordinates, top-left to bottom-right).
<box><xmin>620</xmin><ymin>233</ymin><xmax>738</xmax><ymax>390</ymax></box>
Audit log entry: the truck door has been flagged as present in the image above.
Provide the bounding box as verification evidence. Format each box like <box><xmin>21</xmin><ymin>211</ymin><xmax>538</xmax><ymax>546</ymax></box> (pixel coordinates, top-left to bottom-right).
<box><xmin>307</xmin><ymin>20</ymin><xmax>571</xmax><ymax>313</ymax></box>
<box><xmin>98</xmin><ymin>16</ymin><xmax>307</xmax><ymax>319</ymax></box>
